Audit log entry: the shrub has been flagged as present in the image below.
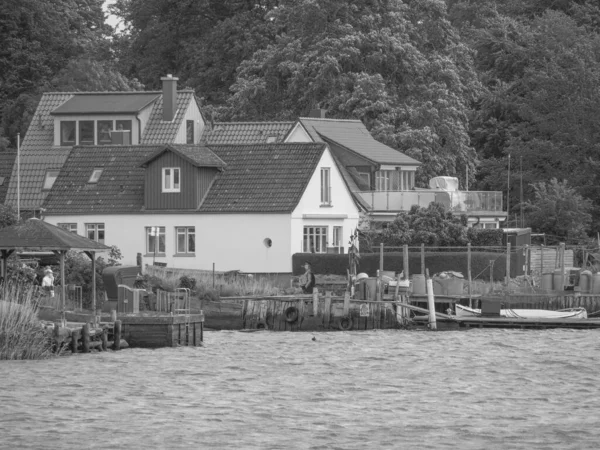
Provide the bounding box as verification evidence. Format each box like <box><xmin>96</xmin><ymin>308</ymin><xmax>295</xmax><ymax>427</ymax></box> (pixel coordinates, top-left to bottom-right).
<box><xmin>179</xmin><ymin>275</ymin><xmax>197</xmax><ymax>290</ymax></box>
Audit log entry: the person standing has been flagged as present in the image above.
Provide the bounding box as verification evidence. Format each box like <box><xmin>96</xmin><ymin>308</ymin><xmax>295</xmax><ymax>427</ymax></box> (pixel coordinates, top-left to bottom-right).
<box><xmin>299</xmin><ymin>262</ymin><xmax>316</xmax><ymax>294</ymax></box>
<box><xmin>41</xmin><ymin>267</ymin><xmax>55</xmax><ymax>297</ymax></box>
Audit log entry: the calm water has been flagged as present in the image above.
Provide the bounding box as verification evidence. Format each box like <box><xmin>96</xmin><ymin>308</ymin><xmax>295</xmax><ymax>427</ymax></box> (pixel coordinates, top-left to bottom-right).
<box><xmin>1</xmin><ymin>329</ymin><xmax>599</xmax><ymax>450</ymax></box>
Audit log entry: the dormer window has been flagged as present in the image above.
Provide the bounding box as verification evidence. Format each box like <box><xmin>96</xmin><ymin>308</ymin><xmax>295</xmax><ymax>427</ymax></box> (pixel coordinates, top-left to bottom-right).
<box><xmin>162</xmin><ymin>167</ymin><xmax>180</xmax><ymax>193</ymax></box>
<box><xmin>88</xmin><ymin>168</ymin><xmax>103</xmax><ymax>184</ymax></box>
<box><xmin>98</xmin><ymin>121</ymin><xmax>113</xmax><ymax>145</ymax></box>
<box><xmin>60</xmin><ymin>121</ymin><xmax>76</xmax><ymax>146</ymax></box>
<box><xmin>79</xmin><ymin>121</ymin><xmax>94</xmax><ymax>145</ymax></box>
<box><xmin>42</xmin><ymin>170</ymin><xmax>60</xmax><ymax>190</ymax></box>
<box><xmin>266</xmin><ymin>135</ymin><xmax>277</xmax><ymax>143</ymax></box>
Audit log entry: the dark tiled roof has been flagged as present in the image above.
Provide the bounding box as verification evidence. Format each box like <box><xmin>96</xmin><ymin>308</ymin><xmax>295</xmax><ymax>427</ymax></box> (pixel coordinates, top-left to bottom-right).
<box><xmin>43</xmin><ymin>145</ymin><xmax>162</xmax><ymax>215</ymax></box>
<box><xmin>202</xmin><ymin>122</ymin><xmax>295</xmax><ymax>145</ymax></box>
<box><xmin>140</xmin><ymin>144</ymin><xmax>226</xmax><ymax>169</ymax></box>
<box><xmin>4</xmin><ymin>93</ymin><xmax>74</xmax><ymax>210</ymax></box>
<box><xmin>51</xmin><ymin>93</ymin><xmax>159</xmax><ymax>115</ymax></box>
<box><xmin>298</xmin><ymin>118</ymin><xmax>421</xmax><ymax>166</ymax></box>
<box><xmin>0</xmin><ymin>218</ymin><xmax>110</xmax><ymax>251</ymax></box>
<box><xmin>200</xmin><ymin>143</ymin><xmax>326</xmax><ymax>213</ymax></box>
<box><xmin>141</xmin><ymin>91</ymin><xmax>197</xmax><ymax>144</ymax></box>
<box><xmin>0</xmin><ymin>151</ymin><xmax>17</xmax><ymax>204</ymax></box>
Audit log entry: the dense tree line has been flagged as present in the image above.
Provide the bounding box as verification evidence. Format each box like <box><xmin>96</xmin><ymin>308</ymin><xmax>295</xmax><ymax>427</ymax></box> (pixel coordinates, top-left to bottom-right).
<box><xmin>2</xmin><ymin>0</ymin><xmax>600</xmax><ymax>242</ymax></box>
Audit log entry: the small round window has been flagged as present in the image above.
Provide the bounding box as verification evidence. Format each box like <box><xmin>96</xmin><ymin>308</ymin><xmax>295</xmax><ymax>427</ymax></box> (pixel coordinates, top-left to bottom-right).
<box><xmin>263</xmin><ymin>238</ymin><xmax>272</xmax><ymax>248</ymax></box>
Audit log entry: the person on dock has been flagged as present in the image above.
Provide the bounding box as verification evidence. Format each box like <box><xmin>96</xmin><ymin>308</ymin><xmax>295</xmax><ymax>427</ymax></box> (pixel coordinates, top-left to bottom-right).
<box><xmin>42</xmin><ymin>267</ymin><xmax>55</xmax><ymax>298</ymax></box>
<box><xmin>300</xmin><ymin>262</ymin><xmax>316</xmax><ymax>294</ymax></box>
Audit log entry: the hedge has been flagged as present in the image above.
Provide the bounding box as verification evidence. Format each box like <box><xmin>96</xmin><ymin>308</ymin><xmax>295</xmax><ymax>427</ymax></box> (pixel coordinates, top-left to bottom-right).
<box><xmin>293</xmin><ymin>251</ymin><xmax>520</xmax><ymax>282</ymax></box>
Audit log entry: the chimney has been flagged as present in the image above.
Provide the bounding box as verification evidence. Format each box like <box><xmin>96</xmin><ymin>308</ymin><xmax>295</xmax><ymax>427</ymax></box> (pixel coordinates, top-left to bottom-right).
<box><xmin>161</xmin><ymin>74</ymin><xmax>178</xmax><ymax>121</ymax></box>
<box><xmin>309</xmin><ymin>108</ymin><xmax>327</xmax><ymax>119</ymax></box>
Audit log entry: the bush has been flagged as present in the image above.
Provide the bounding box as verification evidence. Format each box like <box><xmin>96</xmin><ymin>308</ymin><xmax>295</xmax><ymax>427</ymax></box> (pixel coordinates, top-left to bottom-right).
<box><xmin>179</xmin><ymin>275</ymin><xmax>197</xmax><ymax>290</ymax></box>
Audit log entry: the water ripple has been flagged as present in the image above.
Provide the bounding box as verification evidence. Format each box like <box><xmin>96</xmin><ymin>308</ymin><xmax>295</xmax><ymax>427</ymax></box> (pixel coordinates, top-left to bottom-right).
<box><xmin>1</xmin><ymin>329</ymin><xmax>599</xmax><ymax>449</ymax></box>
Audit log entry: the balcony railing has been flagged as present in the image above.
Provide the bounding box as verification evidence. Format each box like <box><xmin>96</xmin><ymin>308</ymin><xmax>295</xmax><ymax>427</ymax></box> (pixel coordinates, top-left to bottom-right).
<box><xmin>354</xmin><ymin>190</ymin><xmax>504</xmax><ymax>214</ymax></box>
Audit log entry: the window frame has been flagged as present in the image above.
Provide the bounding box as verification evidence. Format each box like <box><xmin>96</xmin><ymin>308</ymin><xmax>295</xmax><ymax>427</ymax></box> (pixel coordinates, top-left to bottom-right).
<box><xmin>320</xmin><ymin>167</ymin><xmax>331</xmax><ymax>205</ymax></box>
<box><xmin>88</xmin><ymin>168</ymin><xmax>103</xmax><ymax>184</ymax></box>
<box><xmin>332</xmin><ymin>226</ymin><xmax>343</xmax><ymax>249</ymax></box>
<box><xmin>60</xmin><ymin>121</ymin><xmax>76</xmax><ymax>146</ymax></box>
<box><xmin>146</xmin><ymin>226</ymin><xmax>166</xmax><ymax>255</ymax></box>
<box><xmin>85</xmin><ymin>223</ymin><xmax>105</xmax><ymax>243</ymax></box>
<box><xmin>162</xmin><ymin>167</ymin><xmax>181</xmax><ymax>193</ymax></box>
<box><xmin>79</xmin><ymin>120</ymin><xmax>95</xmax><ymax>145</ymax></box>
<box><xmin>176</xmin><ymin>226</ymin><xmax>195</xmax><ymax>255</ymax></box>
<box><xmin>58</xmin><ymin>223</ymin><xmax>77</xmax><ymax>234</ymax></box>
<box><xmin>42</xmin><ymin>170</ymin><xmax>60</xmax><ymax>191</ymax></box>
<box><xmin>303</xmin><ymin>226</ymin><xmax>328</xmax><ymax>253</ymax></box>
<box><xmin>97</xmin><ymin>120</ymin><xmax>113</xmax><ymax>145</ymax></box>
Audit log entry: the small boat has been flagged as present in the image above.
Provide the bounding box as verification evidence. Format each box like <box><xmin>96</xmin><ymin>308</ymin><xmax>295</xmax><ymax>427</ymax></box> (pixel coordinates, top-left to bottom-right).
<box><xmin>455</xmin><ymin>304</ymin><xmax>588</xmax><ymax>319</ymax></box>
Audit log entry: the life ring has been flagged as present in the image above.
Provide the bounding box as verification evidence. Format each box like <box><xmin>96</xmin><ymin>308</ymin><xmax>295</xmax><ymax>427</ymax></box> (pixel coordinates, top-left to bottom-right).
<box><xmin>285</xmin><ymin>306</ymin><xmax>299</xmax><ymax>323</ymax></box>
<box><xmin>338</xmin><ymin>316</ymin><xmax>353</xmax><ymax>331</ymax></box>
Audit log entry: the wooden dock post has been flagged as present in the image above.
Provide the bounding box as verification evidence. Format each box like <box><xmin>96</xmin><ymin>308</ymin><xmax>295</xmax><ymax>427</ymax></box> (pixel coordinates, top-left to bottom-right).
<box><xmin>81</xmin><ymin>323</ymin><xmax>90</xmax><ymax>353</ymax></box>
<box><xmin>110</xmin><ymin>310</ymin><xmax>117</xmax><ymax>322</ymax></box>
<box><xmin>403</xmin><ymin>244</ymin><xmax>409</xmax><ymax>280</ymax></box>
<box><xmin>426</xmin><ymin>277</ymin><xmax>437</xmax><ymax>330</ymax></box>
<box><xmin>421</xmin><ymin>243</ymin><xmax>425</xmax><ymax>275</ymax></box>
<box><xmin>324</xmin><ymin>292</ymin><xmax>331</xmax><ymax>328</ymax></box>
<box><xmin>560</xmin><ymin>242</ymin><xmax>566</xmax><ymax>289</ymax></box>
<box><xmin>70</xmin><ymin>329</ymin><xmax>78</xmax><ymax>354</ymax></box>
<box><xmin>102</xmin><ymin>328</ymin><xmax>108</xmax><ymax>351</ymax></box>
<box><xmin>506</xmin><ymin>242</ymin><xmax>511</xmax><ymax>288</ymax></box>
<box><xmin>113</xmin><ymin>320</ymin><xmax>122</xmax><ymax>350</ymax></box>
<box><xmin>379</xmin><ymin>243</ymin><xmax>384</xmax><ymax>302</ymax></box>
<box><xmin>467</xmin><ymin>243</ymin><xmax>473</xmax><ymax>308</ymax></box>
<box><xmin>312</xmin><ymin>289</ymin><xmax>319</xmax><ymax>316</ymax></box>
<box><xmin>343</xmin><ymin>291</ymin><xmax>350</xmax><ymax>317</ymax></box>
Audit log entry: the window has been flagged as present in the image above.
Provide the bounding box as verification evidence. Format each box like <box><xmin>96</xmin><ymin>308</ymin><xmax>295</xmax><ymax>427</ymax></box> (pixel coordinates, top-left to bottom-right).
<box><xmin>42</xmin><ymin>170</ymin><xmax>60</xmax><ymax>190</ymax></box>
<box><xmin>358</xmin><ymin>172</ymin><xmax>370</xmax><ymax>188</ymax></box>
<box><xmin>333</xmin><ymin>226</ymin><xmax>343</xmax><ymax>248</ymax></box>
<box><xmin>320</xmin><ymin>168</ymin><xmax>331</xmax><ymax>205</ymax></box>
<box><xmin>146</xmin><ymin>226</ymin><xmax>166</xmax><ymax>254</ymax></box>
<box><xmin>176</xmin><ymin>227</ymin><xmax>195</xmax><ymax>254</ymax></box>
<box><xmin>375</xmin><ymin>170</ymin><xmax>414</xmax><ymax>191</ymax></box>
<box><xmin>86</xmin><ymin>223</ymin><xmax>105</xmax><ymax>243</ymax></box>
<box><xmin>116</xmin><ymin>120</ymin><xmax>132</xmax><ymax>132</ymax></box>
<box><xmin>97</xmin><ymin>120</ymin><xmax>113</xmax><ymax>145</ymax></box>
<box><xmin>79</xmin><ymin>121</ymin><xmax>94</xmax><ymax>145</ymax></box>
<box><xmin>88</xmin><ymin>168</ymin><xmax>103</xmax><ymax>184</ymax></box>
<box><xmin>303</xmin><ymin>226</ymin><xmax>327</xmax><ymax>253</ymax></box>
<box><xmin>58</xmin><ymin>223</ymin><xmax>77</xmax><ymax>234</ymax></box>
<box><xmin>162</xmin><ymin>168</ymin><xmax>180</xmax><ymax>192</ymax></box>
<box><xmin>60</xmin><ymin>121</ymin><xmax>76</xmax><ymax>146</ymax></box>
<box><xmin>186</xmin><ymin>120</ymin><xmax>194</xmax><ymax>144</ymax></box>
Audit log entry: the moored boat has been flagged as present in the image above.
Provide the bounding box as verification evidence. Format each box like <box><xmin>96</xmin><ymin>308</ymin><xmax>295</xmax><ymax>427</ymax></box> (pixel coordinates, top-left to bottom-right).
<box><xmin>455</xmin><ymin>304</ymin><xmax>588</xmax><ymax>319</ymax></box>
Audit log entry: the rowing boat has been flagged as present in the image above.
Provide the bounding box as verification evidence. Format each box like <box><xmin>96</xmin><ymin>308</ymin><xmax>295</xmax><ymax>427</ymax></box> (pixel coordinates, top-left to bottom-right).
<box><xmin>455</xmin><ymin>304</ymin><xmax>588</xmax><ymax>319</ymax></box>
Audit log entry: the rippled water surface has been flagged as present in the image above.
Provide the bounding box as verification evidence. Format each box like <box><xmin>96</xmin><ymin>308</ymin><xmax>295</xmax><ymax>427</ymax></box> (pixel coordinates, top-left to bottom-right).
<box><xmin>1</xmin><ymin>329</ymin><xmax>600</xmax><ymax>449</ymax></box>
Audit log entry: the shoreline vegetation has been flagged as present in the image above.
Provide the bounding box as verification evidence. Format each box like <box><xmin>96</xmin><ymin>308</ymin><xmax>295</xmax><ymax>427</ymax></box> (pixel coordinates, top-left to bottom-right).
<box><xmin>0</xmin><ymin>282</ymin><xmax>56</xmax><ymax>360</ymax></box>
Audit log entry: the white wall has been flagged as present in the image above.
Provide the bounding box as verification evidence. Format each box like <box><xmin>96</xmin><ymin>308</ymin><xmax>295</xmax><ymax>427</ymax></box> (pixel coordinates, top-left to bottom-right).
<box><xmin>284</xmin><ymin>123</ymin><xmax>312</xmax><ymax>142</ymax></box>
<box><xmin>291</xmin><ymin>147</ymin><xmax>360</xmax><ymax>254</ymax></box>
<box><xmin>173</xmin><ymin>98</ymin><xmax>205</xmax><ymax>144</ymax></box>
<box><xmin>44</xmin><ymin>213</ymin><xmax>293</xmax><ymax>273</ymax></box>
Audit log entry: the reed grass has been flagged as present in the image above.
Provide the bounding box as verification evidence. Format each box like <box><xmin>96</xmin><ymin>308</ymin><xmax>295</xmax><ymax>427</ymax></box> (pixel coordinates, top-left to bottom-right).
<box><xmin>145</xmin><ymin>266</ymin><xmax>287</xmax><ymax>296</ymax></box>
<box><xmin>0</xmin><ymin>281</ymin><xmax>55</xmax><ymax>360</ymax></box>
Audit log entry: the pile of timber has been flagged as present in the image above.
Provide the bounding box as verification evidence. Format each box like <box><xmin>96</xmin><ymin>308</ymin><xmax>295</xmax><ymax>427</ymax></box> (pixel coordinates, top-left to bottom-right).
<box><xmin>42</xmin><ymin>319</ymin><xmax>129</xmax><ymax>354</ymax></box>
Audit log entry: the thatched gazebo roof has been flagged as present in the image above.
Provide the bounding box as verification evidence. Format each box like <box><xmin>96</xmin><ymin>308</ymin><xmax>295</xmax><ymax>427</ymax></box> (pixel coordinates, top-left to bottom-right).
<box><xmin>0</xmin><ymin>218</ymin><xmax>110</xmax><ymax>314</ymax></box>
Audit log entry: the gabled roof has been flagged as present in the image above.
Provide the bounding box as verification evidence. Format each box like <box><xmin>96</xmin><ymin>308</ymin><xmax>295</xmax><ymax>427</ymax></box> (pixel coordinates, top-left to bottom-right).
<box><xmin>298</xmin><ymin>117</ymin><xmax>421</xmax><ymax>166</ymax></box>
<box><xmin>200</xmin><ymin>143</ymin><xmax>327</xmax><ymax>213</ymax></box>
<box><xmin>4</xmin><ymin>93</ymin><xmax>74</xmax><ymax>210</ymax></box>
<box><xmin>43</xmin><ymin>145</ymin><xmax>163</xmax><ymax>215</ymax></box>
<box><xmin>0</xmin><ymin>218</ymin><xmax>109</xmax><ymax>252</ymax></box>
<box><xmin>202</xmin><ymin>122</ymin><xmax>295</xmax><ymax>145</ymax></box>
<box><xmin>0</xmin><ymin>151</ymin><xmax>17</xmax><ymax>204</ymax></box>
<box><xmin>140</xmin><ymin>144</ymin><xmax>226</xmax><ymax>169</ymax></box>
<box><xmin>51</xmin><ymin>93</ymin><xmax>160</xmax><ymax>115</ymax></box>
<box><xmin>141</xmin><ymin>91</ymin><xmax>198</xmax><ymax>144</ymax></box>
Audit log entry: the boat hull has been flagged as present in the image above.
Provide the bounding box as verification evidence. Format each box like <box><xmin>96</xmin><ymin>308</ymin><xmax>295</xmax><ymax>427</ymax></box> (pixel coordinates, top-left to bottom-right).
<box><xmin>455</xmin><ymin>304</ymin><xmax>588</xmax><ymax>319</ymax></box>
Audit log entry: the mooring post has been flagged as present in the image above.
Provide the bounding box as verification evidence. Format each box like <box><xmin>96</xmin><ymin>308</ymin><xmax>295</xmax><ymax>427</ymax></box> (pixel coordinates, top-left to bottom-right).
<box><xmin>70</xmin><ymin>329</ymin><xmax>78</xmax><ymax>354</ymax></box>
<box><xmin>82</xmin><ymin>324</ymin><xmax>90</xmax><ymax>353</ymax></box>
<box><xmin>101</xmin><ymin>328</ymin><xmax>108</xmax><ymax>351</ymax></box>
<box><xmin>489</xmin><ymin>260</ymin><xmax>495</xmax><ymax>295</ymax></box>
<box><xmin>421</xmin><ymin>243</ymin><xmax>425</xmax><ymax>275</ymax></box>
<box><xmin>343</xmin><ymin>291</ymin><xmax>350</xmax><ymax>317</ymax></box>
<box><xmin>313</xmin><ymin>288</ymin><xmax>319</xmax><ymax>316</ymax></box>
<box><xmin>506</xmin><ymin>242</ymin><xmax>511</xmax><ymax>289</ymax></box>
<box><xmin>468</xmin><ymin>243</ymin><xmax>473</xmax><ymax>308</ymax></box>
<box><xmin>110</xmin><ymin>309</ymin><xmax>117</xmax><ymax>322</ymax></box>
<box><xmin>114</xmin><ymin>320</ymin><xmax>122</xmax><ymax>351</ymax></box>
<box><xmin>403</xmin><ymin>244</ymin><xmax>409</xmax><ymax>281</ymax></box>
<box><xmin>426</xmin><ymin>276</ymin><xmax>437</xmax><ymax>331</ymax></box>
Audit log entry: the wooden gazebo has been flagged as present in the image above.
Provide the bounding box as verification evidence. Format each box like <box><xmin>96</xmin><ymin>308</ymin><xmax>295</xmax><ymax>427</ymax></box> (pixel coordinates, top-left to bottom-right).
<box><xmin>0</xmin><ymin>218</ymin><xmax>110</xmax><ymax>312</ymax></box>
